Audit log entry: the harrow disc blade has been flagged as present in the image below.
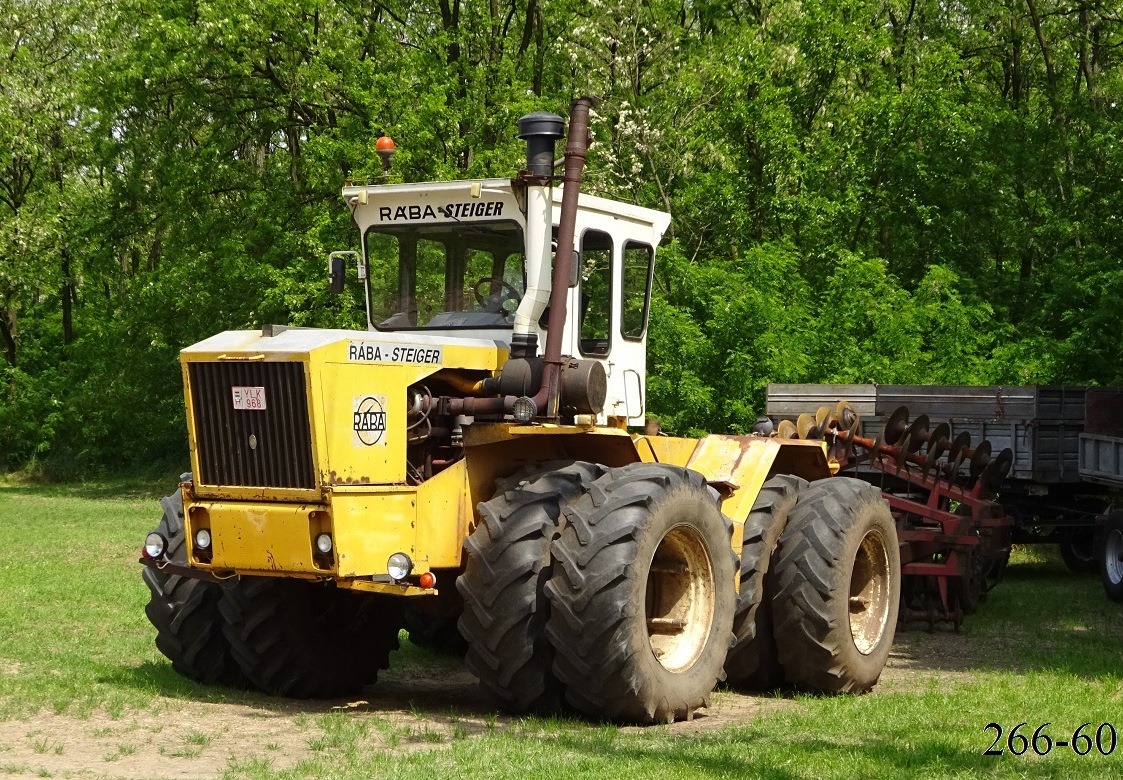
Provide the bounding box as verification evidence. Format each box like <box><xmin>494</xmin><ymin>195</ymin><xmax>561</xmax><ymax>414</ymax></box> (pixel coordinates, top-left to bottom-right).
<box><xmin>921</xmin><ymin>452</ymin><xmax>938</xmax><ymax>479</ymax></box>
<box><xmin>861</xmin><ymin>426</ymin><xmax>885</xmax><ymax>467</ymax></box>
<box><xmin>969</xmin><ymin>440</ymin><xmax>993</xmax><ymax>480</ymax></box>
<box><xmin>884</xmin><ymin>406</ymin><xmax>910</xmax><ymax>446</ymax></box>
<box><xmin>815</xmin><ymin>406</ymin><xmax>834</xmax><ymax>436</ymax></box>
<box><xmin>835</xmin><ymin>400</ymin><xmax>859</xmax><ymax>431</ymax></box>
<box><xmin>905</xmin><ymin>414</ymin><xmax>929</xmax><ymax>453</ymax></box>
<box><xmin>978</xmin><ymin>445</ymin><xmax>1015</xmax><ymax>491</ymax></box>
<box><xmin>777</xmin><ymin>419</ymin><xmax>798</xmax><ymax>439</ymax></box>
<box><xmin>923</xmin><ymin>442</ymin><xmax>948</xmax><ymax>477</ymax></box>
<box><xmin>796</xmin><ymin>412</ymin><xmax>820</xmax><ymax>440</ymax></box>
<box><xmin>993</xmin><ymin>447</ymin><xmax>1013</xmax><ymax>480</ymax></box>
<box><xmin>928</xmin><ymin>422</ymin><xmax>951</xmax><ymax>451</ymax></box>
<box><xmin>947</xmin><ymin>431</ymin><xmax>971</xmax><ymax>464</ymax></box>
<box><xmin>896</xmin><ymin>433</ymin><xmax>913</xmax><ymax>468</ymax></box>
<box><xmin>945</xmin><ymin>432</ymin><xmax>972</xmax><ymax>479</ymax></box>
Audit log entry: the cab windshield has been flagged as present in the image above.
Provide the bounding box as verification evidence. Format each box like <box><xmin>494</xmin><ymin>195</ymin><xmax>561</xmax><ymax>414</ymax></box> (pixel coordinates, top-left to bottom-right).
<box><xmin>363</xmin><ymin>222</ymin><xmax>526</xmax><ymax>330</ymax></box>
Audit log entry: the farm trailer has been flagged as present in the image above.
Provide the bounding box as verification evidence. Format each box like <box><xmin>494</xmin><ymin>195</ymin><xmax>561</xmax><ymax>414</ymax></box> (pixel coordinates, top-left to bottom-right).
<box><xmin>138</xmin><ymin>101</ymin><xmax>902</xmax><ymax>724</ymax></box>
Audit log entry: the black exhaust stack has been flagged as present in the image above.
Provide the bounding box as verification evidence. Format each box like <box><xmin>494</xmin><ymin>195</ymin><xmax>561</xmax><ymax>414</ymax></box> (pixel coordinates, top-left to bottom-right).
<box><xmin>517</xmin><ymin>111</ymin><xmax>565</xmax><ymax>177</ymax></box>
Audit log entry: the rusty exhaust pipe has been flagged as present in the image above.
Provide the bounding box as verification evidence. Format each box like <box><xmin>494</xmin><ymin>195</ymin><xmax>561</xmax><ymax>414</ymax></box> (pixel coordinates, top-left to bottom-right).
<box><xmin>530</xmin><ymin>96</ymin><xmax>593</xmax><ymax>419</ymax></box>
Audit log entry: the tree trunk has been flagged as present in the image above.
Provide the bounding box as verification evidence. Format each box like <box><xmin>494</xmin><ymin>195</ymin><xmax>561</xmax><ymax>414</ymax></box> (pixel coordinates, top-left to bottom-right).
<box><xmin>61</xmin><ymin>249</ymin><xmax>74</xmax><ymax>347</ymax></box>
<box><xmin>0</xmin><ymin>304</ymin><xmax>17</xmax><ymax>368</ymax></box>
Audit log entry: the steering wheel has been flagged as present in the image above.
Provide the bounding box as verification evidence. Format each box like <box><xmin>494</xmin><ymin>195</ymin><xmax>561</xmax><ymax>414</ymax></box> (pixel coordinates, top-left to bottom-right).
<box><xmin>472</xmin><ymin>277</ymin><xmax>521</xmax><ymax>313</ymax></box>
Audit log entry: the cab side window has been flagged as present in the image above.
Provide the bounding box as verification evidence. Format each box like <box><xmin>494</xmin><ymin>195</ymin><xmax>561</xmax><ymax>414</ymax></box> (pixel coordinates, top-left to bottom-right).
<box><xmin>621</xmin><ymin>241</ymin><xmax>653</xmax><ymax>340</ymax></box>
<box><xmin>579</xmin><ymin>230</ymin><xmax>612</xmax><ymax>356</ymax></box>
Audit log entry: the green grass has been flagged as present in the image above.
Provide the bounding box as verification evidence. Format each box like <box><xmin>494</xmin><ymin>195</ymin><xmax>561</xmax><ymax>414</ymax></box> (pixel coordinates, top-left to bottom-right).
<box><xmin>0</xmin><ymin>477</ymin><xmax>186</xmax><ymax>717</ymax></box>
<box><xmin>2</xmin><ymin>477</ymin><xmax>1123</xmax><ymax>779</ymax></box>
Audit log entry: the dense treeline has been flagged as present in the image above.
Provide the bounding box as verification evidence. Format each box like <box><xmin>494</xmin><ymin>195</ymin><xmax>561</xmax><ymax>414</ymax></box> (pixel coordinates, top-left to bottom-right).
<box><xmin>1</xmin><ymin>0</ymin><xmax>1121</xmax><ymax>473</ymax></box>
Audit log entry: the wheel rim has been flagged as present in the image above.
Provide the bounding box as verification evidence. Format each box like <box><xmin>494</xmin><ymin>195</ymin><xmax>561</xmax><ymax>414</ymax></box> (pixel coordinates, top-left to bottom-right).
<box><xmin>849</xmin><ymin>529</ymin><xmax>892</xmax><ymax>655</ymax></box>
<box><xmin>1107</xmin><ymin>529</ymin><xmax>1123</xmax><ymax>586</ymax></box>
<box><xmin>645</xmin><ymin>524</ymin><xmax>716</xmax><ymax>673</ymax></box>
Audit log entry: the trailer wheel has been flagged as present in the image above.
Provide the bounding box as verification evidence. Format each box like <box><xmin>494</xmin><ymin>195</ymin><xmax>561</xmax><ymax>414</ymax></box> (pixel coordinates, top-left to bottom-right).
<box><xmin>457</xmin><ymin>461</ymin><xmax>605</xmax><ymax>713</ymax></box>
<box><xmin>724</xmin><ymin>474</ymin><xmax>807</xmax><ymax>690</ymax></box>
<box><xmin>1060</xmin><ymin>529</ymin><xmax>1097</xmax><ymax>574</ymax></box>
<box><xmin>952</xmin><ymin>568</ymin><xmax>983</xmax><ymax>616</ymax></box>
<box><xmin>771</xmin><ymin>477</ymin><xmax>900</xmax><ymax>693</ymax></box>
<box><xmin>1100</xmin><ymin>512</ymin><xmax>1123</xmax><ymax>603</ymax></box>
<box><xmin>220</xmin><ymin>578</ymin><xmax>401</xmax><ymax>698</ymax></box>
<box><xmin>142</xmin><ymin>481</ymin><xmax>243</xmax><ymax>686</ymax></box>
<box><xmin>545</xmin><ymin>464</ymin><xmax>736</xmax><ymax>724</ymax></box>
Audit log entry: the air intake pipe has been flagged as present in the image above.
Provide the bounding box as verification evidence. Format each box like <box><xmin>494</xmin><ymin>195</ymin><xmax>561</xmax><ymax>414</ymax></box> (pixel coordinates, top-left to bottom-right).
<box><xmin>511</xmin><ymin>111</ymin><xmax>564</xmax><ymax>359</ymax></box>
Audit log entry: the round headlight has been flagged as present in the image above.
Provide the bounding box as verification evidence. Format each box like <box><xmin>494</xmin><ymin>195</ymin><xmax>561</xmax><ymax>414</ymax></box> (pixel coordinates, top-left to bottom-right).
<box><xmin>144</xmin><ymin>532</ymin><xmax>167</xmax><ymax>559</ymax></box>
<box><xmin>387</xmin><ymin>552</ymin><xmax>413</xmax><ymax>582</ymax></box>
<box><xmin>194</xmin><ymin>528</ymin><xmax>212</xmax><ymax>550</ymax></box>
<box><xmin>315</xmin><ymin>533</ymin><xmax>333</xmax><ymax>554</ymax></box>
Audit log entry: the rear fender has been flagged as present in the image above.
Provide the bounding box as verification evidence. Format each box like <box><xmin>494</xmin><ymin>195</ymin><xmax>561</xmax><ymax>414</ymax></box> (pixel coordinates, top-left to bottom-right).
<box><xmin>686</xmin><ymin>435</ymin><xmax>832</xmax><ymax>549</ymax></box>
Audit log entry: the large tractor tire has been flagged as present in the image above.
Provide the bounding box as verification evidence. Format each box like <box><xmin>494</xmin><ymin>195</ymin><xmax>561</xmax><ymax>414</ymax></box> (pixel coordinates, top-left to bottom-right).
<box><xmin>404</xmin><ymin>581</ymin><xmax>468</xmax><ymax>656</ymax></box>
<box><xmin>545</xmin><ymin>464</ymin><xmax>736</xmax><ymax>724</ymax></box>
<box><xmin>142</xmin><ymin>480</ymin><xmax>243</xmax><ymax>686</ymax></box>
<box><xmin>457</xmin><ymin>460</ymin><xmax>605</xmax><ymax>713</ymax></box>
<box><xmin>220</xmin><ymin>577</ymin><xmax>402</xmax><ymax>698</ymax></box>
<box><xmin>724</xmin><ymin>474</ymin><xmax>807</xmax><ymax>690</ymax></box>
<box><xmin>771</xmin><ymin>477</ymin><xmax>900</xmax><ymax>694</ymax></box>
<box><xmin>1099</xmin><ymin>511</ymin><xmax>1123</xmax><ymax>603</ymax></box>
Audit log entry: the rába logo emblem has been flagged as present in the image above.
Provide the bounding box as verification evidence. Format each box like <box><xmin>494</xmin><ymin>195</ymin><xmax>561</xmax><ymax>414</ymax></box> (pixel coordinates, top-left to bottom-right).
<box><xmin>353</xmin><ymin>396</ymin><xmax>387</xmax><ymax>446</ymax></box>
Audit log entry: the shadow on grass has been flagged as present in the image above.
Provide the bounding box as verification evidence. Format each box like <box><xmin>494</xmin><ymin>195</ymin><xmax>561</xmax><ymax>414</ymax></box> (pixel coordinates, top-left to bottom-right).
<box><xmin>101</xmin><ymin>639</ymin><xmax>493</xmax><ymax>720</ymax></box>
<box><xmin>550</xmin><ymin>726</ymin><xmax>1002</xmax><ymax>780</ymax></box>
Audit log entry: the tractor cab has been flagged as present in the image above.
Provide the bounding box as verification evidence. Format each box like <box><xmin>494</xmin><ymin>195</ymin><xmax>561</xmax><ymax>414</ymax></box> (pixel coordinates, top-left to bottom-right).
<box><xmin>338</xmin><ymin>171</ymin><xmax>670</xmax><ymax>427</ymax></box>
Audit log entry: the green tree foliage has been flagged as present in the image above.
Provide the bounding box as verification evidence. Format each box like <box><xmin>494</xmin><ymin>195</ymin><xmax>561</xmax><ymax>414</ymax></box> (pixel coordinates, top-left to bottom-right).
<box><xmin>0</xmin><ymin>0</ymin><xmax>1121</xmax><ymax>472</ymax></box>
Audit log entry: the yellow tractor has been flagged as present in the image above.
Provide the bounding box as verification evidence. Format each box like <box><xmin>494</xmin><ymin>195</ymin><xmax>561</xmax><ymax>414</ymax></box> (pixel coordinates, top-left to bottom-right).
<box><xmin>140</xmin><ymin>99</ymin><xmax>900</xmax><ymax>724</ymax></box>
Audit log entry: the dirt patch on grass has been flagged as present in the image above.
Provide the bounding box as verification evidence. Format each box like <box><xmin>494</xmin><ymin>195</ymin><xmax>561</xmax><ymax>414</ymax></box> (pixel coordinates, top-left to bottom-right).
<box><xmin>0</xmin><ymin>668</ymin><xmax>499</xmax><ymax>779</ymax></box>
<box><xmin>0</xmin><ymin>630</ymin><xmax>982</xmax><ymax>779</ymax></box>
<box><xmin>0</xmin><ymin>703</ymin><xmax>316</xmax><ymax>780</ymax></box>
<box><xmin>878</xmin><ymin>630</ymin><xmax>983</xmax><ymax>691</ymax></box>
<box><xmin>0</xmin><ymin>661</ymin><xmax>22</xmax><ymax>678</ymax></box>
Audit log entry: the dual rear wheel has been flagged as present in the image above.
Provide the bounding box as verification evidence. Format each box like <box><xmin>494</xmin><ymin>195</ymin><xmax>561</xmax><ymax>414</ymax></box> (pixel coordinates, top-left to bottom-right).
<box><xmin>458</xmin><ymin>461</ymin><xmax>736</xmax><ymax>723</ymax></box>
<box><xmin>724</xmin><ymin>476</ymin><xmax>900</xmax><ymax>694</ymax></box>
<box><xmin>543</xmin><ymin>464</ymin><xmax>737</xmax><ymax>723</ymax></box>
<box><xmin>769</xmin><ymin>478</ymin><xmax>900</xmax><ymax>693</ymax></box>
<box><xmin>460</xmin><ymin>466</ymin><xmax>900</xmax><ymax>722</ymax></box>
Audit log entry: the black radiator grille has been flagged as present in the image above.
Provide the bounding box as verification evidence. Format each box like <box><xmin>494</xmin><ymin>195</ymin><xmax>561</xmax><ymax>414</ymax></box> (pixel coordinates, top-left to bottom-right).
<box><xmin>188</xmin><ymin>361</ymin><xmax>316</xmax><ymax>489</ymax></box>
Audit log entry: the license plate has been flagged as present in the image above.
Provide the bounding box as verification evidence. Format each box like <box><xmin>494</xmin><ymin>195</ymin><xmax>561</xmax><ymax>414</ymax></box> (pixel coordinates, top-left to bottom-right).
<box><xmin>231</xmin><ymin>386</ymin><xmax>267</xmax><ymax>410</ymax></box>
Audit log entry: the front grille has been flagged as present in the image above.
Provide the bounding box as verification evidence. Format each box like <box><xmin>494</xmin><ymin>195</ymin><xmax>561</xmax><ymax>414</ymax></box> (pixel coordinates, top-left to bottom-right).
<box><xmin>188</xmin><ymin>361</ymin><xmax>316</xmax><ymax>489</ymax></box>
